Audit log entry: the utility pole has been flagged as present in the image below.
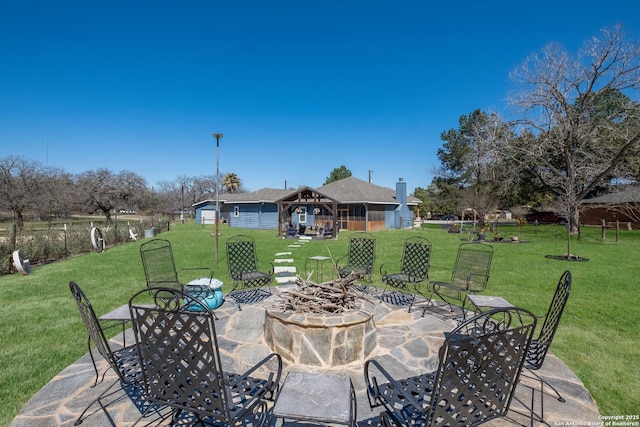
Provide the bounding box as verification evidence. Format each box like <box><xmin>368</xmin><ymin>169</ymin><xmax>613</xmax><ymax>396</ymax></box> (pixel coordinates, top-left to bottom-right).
<box><xmin>212</xmin><ymin>133</ymin><xmax>223</xmax><ymax>264</ymax></box>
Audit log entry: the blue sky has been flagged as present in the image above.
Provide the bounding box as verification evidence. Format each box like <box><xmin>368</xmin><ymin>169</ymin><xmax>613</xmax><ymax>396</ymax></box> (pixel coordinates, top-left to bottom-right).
<box><xmin>2</xmin><ymin>1</ymin><xmax>639</xmax><ymax>193</ymax></box>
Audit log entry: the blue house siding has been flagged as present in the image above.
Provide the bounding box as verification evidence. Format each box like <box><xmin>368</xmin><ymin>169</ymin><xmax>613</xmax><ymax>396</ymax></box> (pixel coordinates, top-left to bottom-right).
<box><xmin>226</xmin><ymin>203</ymin><xmax>278</xmax><ymax>230</ymax></box>
<box><xmin>384</xmin><ymin>205</ymin><xmax>396</xmax><ymax>229</ymax></box>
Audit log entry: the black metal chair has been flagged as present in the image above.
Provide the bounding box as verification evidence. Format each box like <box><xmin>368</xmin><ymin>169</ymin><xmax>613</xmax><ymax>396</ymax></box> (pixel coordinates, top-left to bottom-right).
<box><xmin>379</xmin><ymin>236</ymin><xmax>432</xmax><ymax>312</ymax></box>
<box><xmin>521</xmin><ymin>270</ymin><xmax>572</xmax><ymax>422</ymax></box>
<box><xmin>69</xmin><ymin>281</ymin><xmax>142</xmax><ymax>426</ymax></box>
<box><xmin>364</xmin><ymin>306</ymin><xmax>537</xmax><ymax>427</ymax></box>
<box><xmin>129</xmin><ymin>287</ymin><xmax>283</xmax><ymax>427</ymax></box>
<box><xmin>226</xmin><ymin>235</ymin><xmax>273</xmax><ymax>307</ymax></box>
<box><xmin>425</xmin><ymin>242</ymin><xmax>494</xmax><ymax>313</ymax></box>
<box><xmin>336</xmin><ymin>232</ymin><xmax>376</xmax><ymax>281</ymax></box>
<box><xmin>139</xmin><ymin>238</ymin><xmax>214</xmax><ymax>290</ymax></box>
<box><xmin>140</xmin><ymin>238</ymin><xmax>222</xmax><ymax>311</ymax></box>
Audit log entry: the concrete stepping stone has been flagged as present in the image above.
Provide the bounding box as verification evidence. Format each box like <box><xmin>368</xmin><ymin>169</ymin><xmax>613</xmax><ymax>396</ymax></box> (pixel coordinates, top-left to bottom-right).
<box><xmin>274</xmin><ymin>258</ymin><xmax>294</xmax><ymax>263</ymax></box>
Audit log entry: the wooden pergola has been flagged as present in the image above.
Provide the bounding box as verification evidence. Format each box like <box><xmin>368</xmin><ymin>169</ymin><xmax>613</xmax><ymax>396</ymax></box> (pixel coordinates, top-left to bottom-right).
<box><xmin>276</xmin><ymin>187</ymin><xmax>339</xmax><ymax>238</ymax></box>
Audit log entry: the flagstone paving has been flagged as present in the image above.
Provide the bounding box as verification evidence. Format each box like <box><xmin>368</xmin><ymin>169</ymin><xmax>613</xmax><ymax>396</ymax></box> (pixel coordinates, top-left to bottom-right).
<box><xmin>11</xmin><ymin>242</ymin><xmax>601</xmax><ymax>426</ymax></box>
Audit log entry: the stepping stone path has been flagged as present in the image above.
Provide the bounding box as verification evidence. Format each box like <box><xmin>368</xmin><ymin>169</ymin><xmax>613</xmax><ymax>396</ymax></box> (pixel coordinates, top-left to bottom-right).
<box><xmin>273</xmin><ymin>236</ymin><xmax>311</xmax><ymax>285</ymax></box>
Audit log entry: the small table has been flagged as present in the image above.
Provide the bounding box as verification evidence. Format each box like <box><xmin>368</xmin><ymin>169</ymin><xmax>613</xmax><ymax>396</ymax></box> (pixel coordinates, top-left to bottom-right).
<box><xmin>99</xmin><ymin>303</ymin><xmax>156</xmax><ymax>343</ymax></box>
<box><xmin>466</xmin><ymin>295</ymin><xmax>514</xmax><ymax>319</ymax></box>
<box><xmin>272</xmin><ymin>371</ymin><xmax>356</xmax><ymax>427</ymax></box>
<box><xmin>304</xmin><ymin>256</ymin><xmax>333</xmax><ymax>283</ymax></box>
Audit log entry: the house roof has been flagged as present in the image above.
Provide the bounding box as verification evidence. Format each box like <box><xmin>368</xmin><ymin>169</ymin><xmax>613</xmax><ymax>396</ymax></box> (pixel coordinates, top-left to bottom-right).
<box><xmin>193</xmin><ymin>176</ymin><xmax>419</xmax><ymax>206</ymax></box>
<box><xmin>317</xmin><ymin>176</ymin><xmax>419</xmax><ymax>205</ymax></box>
<box><xmin>192</xmin><ymin>188</ymin><xmax>292</xmax><ymax>207</ymax></box>
<box><xmin>581</xmin><ymin>186</ymin><xmax>640</xmax><ymax>204</ymax></box>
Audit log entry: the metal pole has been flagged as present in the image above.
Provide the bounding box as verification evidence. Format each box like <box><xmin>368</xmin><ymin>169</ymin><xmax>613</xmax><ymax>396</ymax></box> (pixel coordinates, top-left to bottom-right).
<box><xmin>212</xmin><ymin>133</ymin><xmax>223</xmax><ymax>264</ymax></box>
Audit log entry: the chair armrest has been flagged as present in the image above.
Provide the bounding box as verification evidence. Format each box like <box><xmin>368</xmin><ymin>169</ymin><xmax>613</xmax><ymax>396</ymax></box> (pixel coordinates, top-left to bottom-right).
<box><xmin>232</xmin><ymin>352</ymin><xmax>283</xmax><ymax>394</ymax></box>
<box><xmin>335</xmin><ymin>255</ymin><xmax>348</xmax><ymax>269</ymax></box>
<box><xmin>257</xmin><ymin>260</ymin><xmax>275</xmax><ymax>276</ymax></box>
<box><xmin>379</xmin><ymin>261</ymin><xmax>402</xmax><ymax>277</ymax></box>
<box><xmin>364</xmin><ymin>359</ymin><xmax>424</xmax><ymax>411</ymax></box>
<box><xmin>182</xmin><ymin>267</ymin><xmax>214</xmax><ymax>279</ymax></box>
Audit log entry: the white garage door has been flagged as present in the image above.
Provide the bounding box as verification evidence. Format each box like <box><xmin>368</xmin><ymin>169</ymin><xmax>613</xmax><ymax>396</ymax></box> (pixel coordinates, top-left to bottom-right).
<box><xmin>201</xmin><ymin>210</ymin><xmax>217</xmax><ymax>224</ymax></box>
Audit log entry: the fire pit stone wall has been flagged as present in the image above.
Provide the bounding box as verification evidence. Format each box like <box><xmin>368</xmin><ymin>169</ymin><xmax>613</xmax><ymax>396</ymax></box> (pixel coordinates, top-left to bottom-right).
<box><xmin>264</xmin><ymin>299</ymin><xmax>376</xmax><ymax>367</ymax></box>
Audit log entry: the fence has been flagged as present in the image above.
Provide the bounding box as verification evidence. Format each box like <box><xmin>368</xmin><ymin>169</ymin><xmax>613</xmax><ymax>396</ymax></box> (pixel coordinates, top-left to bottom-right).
<box><xmin>0</xmin><ymin>216</ymin><xmax>170</xmax><ymax>275</ymax></box>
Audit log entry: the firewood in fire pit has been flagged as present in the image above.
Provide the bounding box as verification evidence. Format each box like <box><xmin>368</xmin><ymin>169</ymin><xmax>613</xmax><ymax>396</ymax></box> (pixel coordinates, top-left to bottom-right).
<box><xmin>277</xmin><ymin>272</ymin><xmax>362</xmax><ymax>313</ymax></box>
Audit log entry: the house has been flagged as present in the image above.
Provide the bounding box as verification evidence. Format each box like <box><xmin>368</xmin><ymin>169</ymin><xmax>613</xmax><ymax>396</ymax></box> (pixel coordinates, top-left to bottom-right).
<box><xmin>580</xmin><ymin>186</ymin><xmax>640</xmax><ymax>229</ymax></box>
<box><xmin>193</xmin><ymin>176</ymin><xmax>419</xmax><ymax>236</ymax></box>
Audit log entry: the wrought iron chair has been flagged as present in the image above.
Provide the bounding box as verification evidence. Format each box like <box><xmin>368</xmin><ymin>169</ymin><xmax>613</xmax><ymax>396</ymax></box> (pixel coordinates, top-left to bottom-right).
<box><xmin>139</xmin><ymin>238</ymin><xmax>213</xmax><ymax>290</ymax></box>
<box><xmin>520</xmin><ymin>270</ymin><xmax>572</xmax><ymax>422</ymax></box>
<box><xmin>140</xmin><ymin>238</ymin><xmax>222</xmax><ymax>310</ymax></box>
<box><xmin>379</xmin><ymin>236</ymin><xmax>432</xmax><ymax>312</ymax></box>
<box><xmin>226</xmin><ymin>234</ymin><xmax>273</xmax><ymax>307</ymax></box>
<box><xmin>129</xmin><ymin>287</ymin><xmax>282</xmax><ymax>427</ymax></box>
<box><xmin>425</xmin><ymin>242</ymin><xmax>493</xmax><ymax>314</ymax></box>
<box><xmin>364</xmin><ymin>306</ymin><xmax>537</xmax><ymax>427</ymax></box>
<box><xmin>336</xmin><ymin>232</ymin><xmax>376</xmax><ymax>281</ymax></box>
<box><xmin>69</xmin><ymin>281</ymin><xmax>142</xmax><ymax>426</ymax></box>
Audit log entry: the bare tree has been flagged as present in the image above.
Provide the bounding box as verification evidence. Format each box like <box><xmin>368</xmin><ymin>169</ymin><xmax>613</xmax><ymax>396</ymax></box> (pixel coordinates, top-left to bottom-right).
<box><xmin>507</xmin><ymin>25</ymin><xmax>640</xmax><ymax>232</ymax></box>
<box><xmin>435</xmin><ymin>110</ymin><xmax>513</xmax><ymax>226</ymax></box>
<box><xmin>75</xmin><ymin>169</ymin><xmax>147</xmax><ymax>222</ymax></box>
<box><xmin>0</xmin><ymin>156</ymin><xmax>43</xmax><ymax>228</ymax></box>
<box><xmin>35</xmin><ymin>166</ymin><xmax>75</xmax><ymax>223</ymax></box>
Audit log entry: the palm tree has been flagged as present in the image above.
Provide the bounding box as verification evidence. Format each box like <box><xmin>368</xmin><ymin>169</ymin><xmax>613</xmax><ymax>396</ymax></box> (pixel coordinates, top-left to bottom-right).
<box><xmin>222</xmin><ymin>173</ymin><xmax>241</xmax><ymax>194</ymax></box>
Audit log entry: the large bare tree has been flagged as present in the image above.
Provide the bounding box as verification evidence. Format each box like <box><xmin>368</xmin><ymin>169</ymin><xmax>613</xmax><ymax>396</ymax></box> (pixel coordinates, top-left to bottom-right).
<box><xmin>75</xmin><ymin>169</ymin><xmax>147</xmax><ymax>222</ymax></box>
<box><xmin>434</xmin><ymin>109</ymin><xmax>513</xmax><ymax>226</ymax></box>
<box><xmin>0</xmin><ymin>156</ymin><xmax>43</xmax><ymax>228</ymax></box>
<box><xmin>507</xmin><ymin>25</ymin><xmax>640</xmax><ymax>231</ymax></box>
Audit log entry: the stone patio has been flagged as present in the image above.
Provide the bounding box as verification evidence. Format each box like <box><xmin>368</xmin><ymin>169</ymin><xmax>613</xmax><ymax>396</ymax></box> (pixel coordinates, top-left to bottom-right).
<box><xmin>11</xmin><ymin>286</ymin><xmax>601</xmax><ymax>427</ymax></box>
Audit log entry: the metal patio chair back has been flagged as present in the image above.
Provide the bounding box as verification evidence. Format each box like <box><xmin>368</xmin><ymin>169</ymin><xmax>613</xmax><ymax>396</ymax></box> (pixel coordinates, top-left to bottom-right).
<box><xmin>129</xmin><ymin>287</ymin><xmax>282</xmax><ymax>427</ymax></box>
<box><xmin>428</xmin><ymin>242</ymin><xmax>493</xmax><ymax>312</ymax></box>
<box><xmin>528</xmin><ymin>270</ymin><xmax>572</xmax><ymax>370</ymax></box>
<box><xmin>139</xmin><ymin>239</ymin><xmax>182</xmax><ymax>290</ymax></box>
<box><xmin>379</xmin><ymin>236</ymin><xmax>432</xmax><ymax>312</ymax></box>
<box><xmin>365</xmin><ymin>306</ymin><xmax>537</xmax><ymax>427</ymax></box>
<box><xmin>226</xmin><ymin>235</ymin><xmax>273</xmax><ymax>305</ymax></box>
<box><xmin>524</xmin><ymin>270</ymin><xmax>572</xmax><ymax>416</ymax></box>
<box><xmin>336</xmin><ymin>232</ymin><xmax>376</xmax><ymax>281</ymax></box>
<box><xmin>69</xmin><ymin>281</ymin><xmax>141</xmax><ymax>425</ymax></box>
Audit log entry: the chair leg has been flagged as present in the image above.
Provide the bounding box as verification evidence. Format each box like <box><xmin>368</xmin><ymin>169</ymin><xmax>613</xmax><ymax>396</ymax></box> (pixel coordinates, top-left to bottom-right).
<box><xmin>74</xmin><ymin>378</ymin><xmax>122</xmax><ymax>425</ymax></box>
<box><xmin>511</xmin><ymin>367</ymin><xmax>565</xmax><ymax>427</ymax></box>
<box><xmin>524</xmin><ymin>367</ymin><xmax>565</xmax><ymax>402</ymax></box>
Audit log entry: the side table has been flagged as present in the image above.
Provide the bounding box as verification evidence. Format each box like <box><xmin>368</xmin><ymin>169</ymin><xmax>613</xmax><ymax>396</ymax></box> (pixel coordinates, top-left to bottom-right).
<box><xmin>272</xmin><ymin>371</ymin><xmax>356</xmax><ymax>427</ymax></box>
<box><xmin>466</xmin><ymin>294</ymin><xmax>514</xmax><ymax>319</ymax></box>
<box><xmin>304</xmin><ymin>255</ymin><xmax>333</xmax><ymax>283</ymax></box>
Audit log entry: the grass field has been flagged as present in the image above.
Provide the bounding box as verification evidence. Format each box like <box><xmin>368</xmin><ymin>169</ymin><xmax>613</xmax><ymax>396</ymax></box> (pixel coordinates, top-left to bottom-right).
<box><xmin>0</xmin><ymin>221</ymin><xmax>638</xmax><ymax>425</ymax></box>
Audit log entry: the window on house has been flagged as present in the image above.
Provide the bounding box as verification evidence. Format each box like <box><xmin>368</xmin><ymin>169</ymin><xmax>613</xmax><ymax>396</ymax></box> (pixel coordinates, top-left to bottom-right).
<box><xmin>233</xmin><ymin>206</ymin><xmax>239</xmax><ymax>217</ymax></box>
<box><xmin>299</xmin><ymin>207</ymin><xmax>307</xmax><ymax>223</ymax></box>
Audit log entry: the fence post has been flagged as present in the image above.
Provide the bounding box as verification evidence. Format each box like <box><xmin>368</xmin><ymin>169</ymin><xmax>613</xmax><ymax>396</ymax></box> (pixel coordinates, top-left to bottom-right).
<box><xmin>9</xmin><ymin>223</ymin><xmax>16</xmax><ymax>273</ymax></box>
<box><xmin>64</xmin><ymin>224</ymin><xmax>68</xmax><ymax>257</ymax></box>
<box><xmin>601</xmin><ymin>219</ymin><xmax>606</xmax><ymax>239</ymax></box>
<box><xmin>616</xmin><ymin>220</ymin><xmax>619</xmax><ymax>242</ymax></box>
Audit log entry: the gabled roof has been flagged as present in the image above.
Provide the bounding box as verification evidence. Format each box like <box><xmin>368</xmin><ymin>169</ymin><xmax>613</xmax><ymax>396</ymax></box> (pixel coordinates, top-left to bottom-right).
<box><xmin>581</xmin><ymin>186</ymin><xmax>640</xmax><ymax>204</ymax></box>
<box><xmin>193</xmin><ymin>177</ymin><xmax>419</xmax><ymax>206</ymax></box>
<box><xmin>317</xmin><ymin>176</ymin><xmax>418</xmax><ymax>205</ymax></box>
<box><xmin>192</xmin><ymin>188</ymin><xmax>293</xmax><ymax>207</ymax></box>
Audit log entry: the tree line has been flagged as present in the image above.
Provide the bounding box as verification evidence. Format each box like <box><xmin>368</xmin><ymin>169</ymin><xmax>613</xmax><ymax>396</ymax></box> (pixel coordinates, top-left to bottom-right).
<box><xmin>0</xmin><ymin>155</ymin><xmax>244</xmax><ymax>228</ymax></box>
<box><xmin>415</xmin><ymin>25</ymin><xmax>640</xmax><ymax>231</ymax></box>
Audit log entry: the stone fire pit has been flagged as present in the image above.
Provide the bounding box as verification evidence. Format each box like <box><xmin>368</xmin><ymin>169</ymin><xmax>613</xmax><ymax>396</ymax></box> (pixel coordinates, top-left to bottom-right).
<box><xmin>263</xmin><ymin>275</ymin><xmax>376</xmax><ymax>367</ymax></box>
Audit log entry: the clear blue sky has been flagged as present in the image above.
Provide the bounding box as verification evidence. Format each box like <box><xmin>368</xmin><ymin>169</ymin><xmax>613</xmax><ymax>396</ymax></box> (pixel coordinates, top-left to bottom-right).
<box><xmin>2</xmin><ymin>1</ymin><xmax>639</xmax><ymax>193</ymax></box>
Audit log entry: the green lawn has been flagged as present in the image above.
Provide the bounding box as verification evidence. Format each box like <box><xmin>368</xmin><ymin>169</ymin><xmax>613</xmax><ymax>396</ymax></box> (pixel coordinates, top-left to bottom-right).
<box><xmin>0</xmin><ymin>222</ymin><xmax>638</xmax><ymax>425</ymax></box>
